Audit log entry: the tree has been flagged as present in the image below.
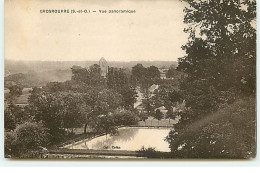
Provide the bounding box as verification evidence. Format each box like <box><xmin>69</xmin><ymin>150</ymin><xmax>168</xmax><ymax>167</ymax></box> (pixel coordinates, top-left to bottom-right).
<box><xmin>81</xmin><ymin>105</ymin><xmax>94</xmax><ymax>134</ymax></box>
<box><xmin>143</xmin><ymin>88</ymin><xmax>155</xmax><ymax>112</ymax></box>
<box><xmin>43</xmin><ymin>82</ymin><xmax>66</xmax><ymax>93</ymax></box>
<box><xmin>147</xmin><ymin>66</ymin><xmax>160</xmax><ymax>79</ymax></box>
<box><xmin>93</xmin><ymin>113</ymin><xmax>118</xmax><ymax>140</ymax></box>
<box><xmin>71</xmin><ymin>65</ymin><xmax>105</xmax><ymax>87</ymax></box>
<box><xmin>165</xmin><ymin>107</ymin><xmax>176</xmax><ymax>125</ymax></box>
<box><xmin>8</xmin><ymin>85</ymin><xmax>23</xmax><ymax>97</ymax></box>
<box><xmin>119</xmin><ymin>86</ymin><xmax>137</xmax><ymax>109</ymax></box>
<box><xmin>5</xmin><ymin>122</ymin><xmax>49</xmax><ymax>158</ymax></box>
<box><xmin>166</xmin><ymin>66</ymin><xmax>183</xmax><ymax>79</ymax></box>
<box><xmin>107</xmin><ymin>67</ymin><xmax>137</xmax><ymax>109</ymax></box>
<box><xmin>166</xmin><ymin>97</ymin><xmax>256</xmax><ymax>158</ymax></box>
<box><xmin>89</xmin><ymin>64</ymin><xmax>106</xmax><ymax>86</ymax></box>
<box><xmin>154</xmin><ymin>109</ymin><xmax>163</xmax><ymax>126</ymax></box>
<box><xmin>153</xmin><ymin>83</ymin><xmax>183</xmax><ymax>110</ymax></box>
<box><xmin>27</xmin><ymin>88</ymin><xmax>66</xmax><ymax>143</ymax></box>
<box><xmin>138</xmin><ymin>111</ymin><xmax>149</xmax><ymax>126</ymax></box>
<box><xmin>107</xmin><ymin>67</ymin><xmax>128</xmax><ymax>89</ymax></box>
<box><xmin>81</xmin><ymin>89</ymin><xmax>100</xmax><ymax>134</ymax></box>
<box><xmin>89</xmin><ymin>89</ymin><xmax>123</xmax><ymax>136</ymax></box>
<box><xmin>131</xmin><ymin>64</ymin><xmax>161</xmax><ymax>90</ymax></box>
<box><xmin>166</xmin><ymin>0</ymin><xmax>256</xmax><ymax>158</ymax></box>
<box><xmin>6</xmin><ymin>85</ymin><xmax>23</xmax><ymax>104</ymax></box>
<box><xmin>177</xmin><ymin>0</ymin><xmax>256</xmax><ymax>117</ymax></box>
<box><xmin>94</xmin><ymin>89</ymin><xmax>123</xmax><ymax>115</ymax></box>
<box><xmin>15</xmin><ymin>122</ymin><xmax>49</xmax><ymax>149</ymax></box>
<box><xmin>113</xmin><ymin>109</ymin><xmax>138</xmax><ymax>126</ymax></box>
<box><xmin>131</xmin><ymin>64</ymin><xmax>147</xmax><ymax>85</ymax></box>
<box><xmin>4</xmin><ymin>104</ymin><xmax>27</xmax><ymax>130</ymax></box>
<box><xmin>4</xmin><ymin>108</ymin><xmax>16</xmax><ymax>131</ymax></box>
<box><xmin>62</xmin><ymin>94</ymin><xmax>86</xmax><ymax>134</ymax></box>
<box><xmin>4</xmin><ymin>131</ymin><xmax>17</xmax><ymax>158</ymax></box>
<box><xmin>39</xmin><ymin>67</ymin><xmax>129</xmax><ymax>135</ymax></box>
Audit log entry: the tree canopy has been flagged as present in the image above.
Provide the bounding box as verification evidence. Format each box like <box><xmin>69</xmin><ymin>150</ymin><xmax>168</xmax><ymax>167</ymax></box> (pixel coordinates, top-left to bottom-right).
<box><xmin>167</xmin><ymin>0</ymin><xmax>256</xmax><ymax>158</ymax></box>
<box><xmin>177</xmin><ymin>0</ymin><xmax>256</xmax><ymax>117</ymax></box>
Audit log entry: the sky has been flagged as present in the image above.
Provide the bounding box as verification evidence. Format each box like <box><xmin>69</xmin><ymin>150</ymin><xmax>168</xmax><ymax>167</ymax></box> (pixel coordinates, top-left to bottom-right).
<box><xmin>5</xmin><ymin>0</ymin><xmax>189</xmax><ymax>62</ymax></box>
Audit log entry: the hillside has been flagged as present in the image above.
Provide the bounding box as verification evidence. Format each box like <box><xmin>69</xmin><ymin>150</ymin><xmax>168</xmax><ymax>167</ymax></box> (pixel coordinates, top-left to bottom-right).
<box><xmin>171</xmin><ymin>96</ymin><xmax>256</xmax><ymax>159</ymax></box>
<box><xmin>4</xmin><ymin>70</ymin><xmax>72</xmax><ymax>88</ymax></box>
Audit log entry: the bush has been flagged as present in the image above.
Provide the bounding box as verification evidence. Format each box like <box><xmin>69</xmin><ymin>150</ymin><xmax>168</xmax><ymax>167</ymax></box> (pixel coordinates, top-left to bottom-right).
<box><xmin>4</xmin><ymin>111</ymin><xmax>16</xmax><ymax>131</ymax></box>
<box><xmin>4</xmin><ymin>131</ymin><xmax>17</xmax><ymax>157</ymax></box>
<box><xmin>4</xmin><ymin>122</ymin><xmax>49</xmax><ymax>158</ymax></box>
<box><xmin>137</xmin><ymin>146</ymin><xmax>159</xmax><ymax>158</ymax></box>
<box><xmin>166</xmin><ymin>97</ymin><xmax>256</xmax><ymax>159</ymax></box>
<box><xmin>137</xmin><ymin>146</ymin><xmax>173</xmax><ymax>158</ymax></box>
<box><xmin>113</xmin><ymin>109</ymin><xmax>139</xmax><ymax>126</ymax></box>
<box><xmin>15</xmin><ymin>122</ymin><xmax>49</xmax><ymax>150</ymax></box>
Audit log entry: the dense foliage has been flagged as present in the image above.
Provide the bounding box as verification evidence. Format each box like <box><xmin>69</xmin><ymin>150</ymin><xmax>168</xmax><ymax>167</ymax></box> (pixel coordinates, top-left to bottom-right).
<box><xmin>5</xmin><ymin>63</ymin><xmax>143</xmax><ymax>158</ymax></box>
<box><xmin>4</xmin><ymin>0</ymin><xmax>256</xmax><ymax>159</ymax></box>
<box><xmin>5</xmin><ymin>85</ymin><xmax>23</xmax><ymax>104</ymax></box>
<box><xmin>5</xmin><ymin>122</ymin><xmax>49</xmax><ymax>158</ymax></box>
<box><xmin>177</xmin><ymin>0</ymin><xmax>256</xmax><ymax>118</ymax></box>
<box><xmin>131</xmin><ymin>64</ymin><xmax>161</xmax><ymax>89</ymax></box>
<box><xmin>166</xmin><ymin>97</ymin><xmax>256</xmax><ymax>158</ymax></box>
<box><xmin>166</xmin><ymin>0</ymin><xmax>256</xmax><ymax>158</ymax></box>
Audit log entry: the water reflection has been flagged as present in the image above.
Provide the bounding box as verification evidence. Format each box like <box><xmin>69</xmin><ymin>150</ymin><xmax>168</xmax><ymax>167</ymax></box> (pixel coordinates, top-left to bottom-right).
<box><xmin>112</xmin><ymin>127</ymin><xmax>139</xmax><ymax>142</ymax></box>
<box><xmin>66</xmin><ymin>127</ymin><xmax>171</xmax><ymax>152</ymax></box>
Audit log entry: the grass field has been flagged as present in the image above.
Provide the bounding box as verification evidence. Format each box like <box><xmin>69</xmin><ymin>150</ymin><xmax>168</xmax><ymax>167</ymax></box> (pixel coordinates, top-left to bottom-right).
<box><xmin>4</xmin><ymin>88</ymin><xmax>32</xmax><ymax>105</ymax></box>
<box><xmin>15</xmin><ymin>94</ymin><xmax>30</xmax><ymax>105</ymax></box>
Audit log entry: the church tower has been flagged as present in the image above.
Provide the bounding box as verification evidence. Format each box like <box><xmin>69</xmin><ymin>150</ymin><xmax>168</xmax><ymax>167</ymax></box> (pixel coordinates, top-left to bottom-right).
<box><xmin>99</xmin><ymin>57</ymin><xmax>108</xmax><ymax>78</ymax></box>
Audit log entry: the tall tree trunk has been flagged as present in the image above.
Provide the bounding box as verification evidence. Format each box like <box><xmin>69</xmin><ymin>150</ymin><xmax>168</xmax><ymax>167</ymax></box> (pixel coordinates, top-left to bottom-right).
<box><xmin>84</xmin><ymin>123</ymin><xmax>88</xmax><ymax>134</ymax></box>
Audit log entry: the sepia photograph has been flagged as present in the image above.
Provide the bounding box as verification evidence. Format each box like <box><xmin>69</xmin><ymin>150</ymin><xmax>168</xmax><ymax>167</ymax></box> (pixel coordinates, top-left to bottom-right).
<box><xmin>3</xmin><ymin>0</ymin><xmax>256</xmax><ymax>160</ymax></box>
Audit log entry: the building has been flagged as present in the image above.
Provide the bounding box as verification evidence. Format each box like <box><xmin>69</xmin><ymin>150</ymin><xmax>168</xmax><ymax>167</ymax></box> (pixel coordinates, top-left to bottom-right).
<box><xmin>158</xmin><ymin>68</ymin><xmax>168</xmax><ymax>79</ymax></box>
<box><xmin>99</xmin><ymin>57</ymin><xmax>108</xmax><ymax>78</ymax></box>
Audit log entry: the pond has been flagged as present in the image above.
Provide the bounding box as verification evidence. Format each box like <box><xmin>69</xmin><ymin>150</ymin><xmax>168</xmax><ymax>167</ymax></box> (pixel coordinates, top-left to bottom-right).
<box><xmin>64</xmin><ymin>127</ymin><xmax>172</xmax><ymax>152</ymax></box>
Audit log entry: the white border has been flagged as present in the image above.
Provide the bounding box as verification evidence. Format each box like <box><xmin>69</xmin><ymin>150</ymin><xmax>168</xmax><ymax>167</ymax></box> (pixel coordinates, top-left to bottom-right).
<box><xmin>0</xmin><ymin>0</ymin><xmax>259</xmax><ymax>167</ymax></box>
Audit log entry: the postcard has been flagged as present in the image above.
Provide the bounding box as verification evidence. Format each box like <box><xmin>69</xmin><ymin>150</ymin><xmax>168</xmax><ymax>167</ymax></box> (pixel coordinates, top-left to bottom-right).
<box><xmin>4</xmin><ymin>0</ymin><xmax>256</xmax><ymax>159</ymax></box>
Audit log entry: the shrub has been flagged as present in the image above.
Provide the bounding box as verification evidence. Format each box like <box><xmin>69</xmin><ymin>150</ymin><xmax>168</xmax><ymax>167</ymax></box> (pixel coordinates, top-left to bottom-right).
<box><xmin>15</xmin><ymin>122</ymin><xmax>49</xmax><ymax>150</ymax></box>
<box><xmin>4</xmin><ymin>122</ymin><xmax>49</xmax><ymax>158</ymax></box>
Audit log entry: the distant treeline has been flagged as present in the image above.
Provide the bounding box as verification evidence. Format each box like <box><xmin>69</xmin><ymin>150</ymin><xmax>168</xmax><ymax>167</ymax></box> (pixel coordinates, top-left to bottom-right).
<box><xmin>4</xmin><ymin>70</ymin><xmax>72</xmax><ymax>88</ymax></box>
<box><xmin>5</xmin><ymin>59</ymin><xmax>177</xmax><ymax>76</ymax></box>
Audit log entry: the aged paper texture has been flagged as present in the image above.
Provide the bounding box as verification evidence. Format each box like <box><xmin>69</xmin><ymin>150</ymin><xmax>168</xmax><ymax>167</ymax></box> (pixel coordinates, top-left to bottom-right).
<box><xmin>4</xmin><ymin>0</ymin><xmax>256</xmax><ymax>159</ymax></box>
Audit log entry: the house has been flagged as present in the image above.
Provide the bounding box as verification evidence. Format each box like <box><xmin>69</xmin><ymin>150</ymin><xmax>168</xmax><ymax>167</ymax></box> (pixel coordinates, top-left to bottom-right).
<box><xmin>158</xmin><ymin>68</ymin><xmax>168</xmax><ymax>79</ymax></box>
<box><xmin>154</xmin><ymin>106</ymin><xmax>168</xmax><ymax>115</ymax></box>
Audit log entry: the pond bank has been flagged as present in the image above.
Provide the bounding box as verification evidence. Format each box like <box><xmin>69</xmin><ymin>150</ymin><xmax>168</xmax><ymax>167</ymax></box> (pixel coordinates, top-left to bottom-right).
<box><xmin>56</xmin><ymin>125</ymin><xmax>173</xmax><ymax>149</ymax></box>
<box><xmin>63</xmin><ymin>127</ymin><xmax>172</xmax><ymax>152</ymax></box>
<box><xmin>47</xmin><ymin>148</ymin><xmax>144</xmax><ymax>158</ymax></box>
<box><xmin>43</xmin><ymin>126</ymin><xmax>174</xmax><ymax>159</ymax></box>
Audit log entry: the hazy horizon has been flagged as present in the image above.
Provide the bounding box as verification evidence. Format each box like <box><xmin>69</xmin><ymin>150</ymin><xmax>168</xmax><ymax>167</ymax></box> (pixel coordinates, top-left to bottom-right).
<box><xmin>5</xmin><ymin>57</ymin><xmax>178</xmax><ymax>78</ymax></box>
